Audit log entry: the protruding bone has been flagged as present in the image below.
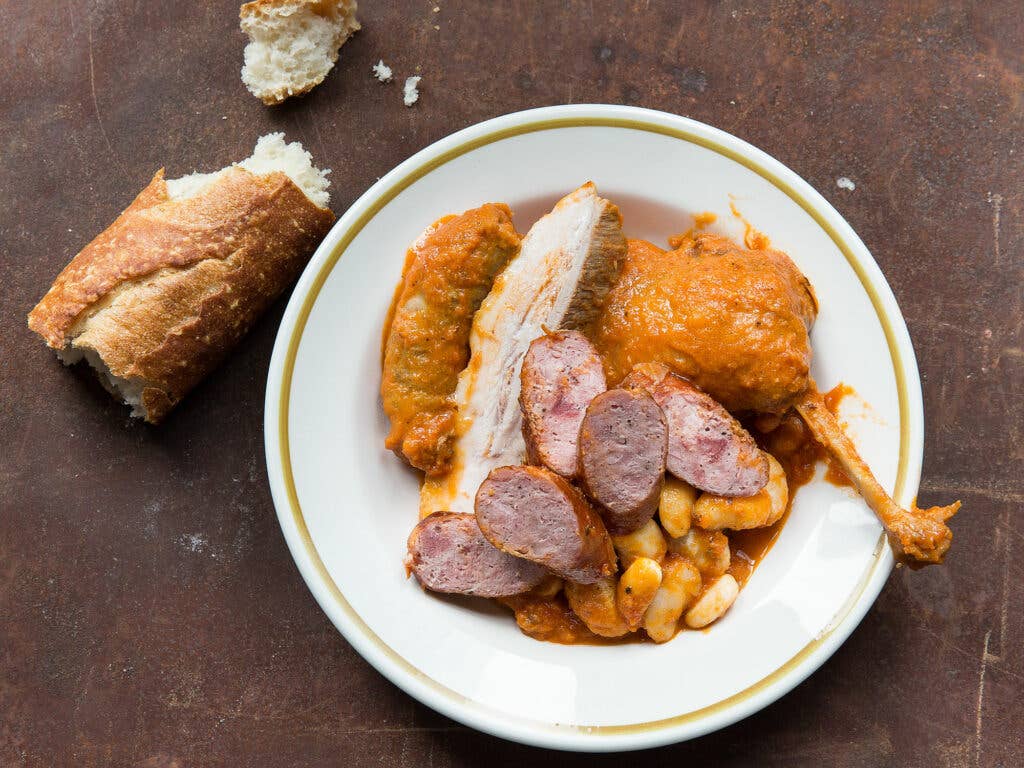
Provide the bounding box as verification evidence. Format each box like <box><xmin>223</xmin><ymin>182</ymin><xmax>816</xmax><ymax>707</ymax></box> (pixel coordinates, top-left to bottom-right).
<box><xmin>794</xmin><ymin>385</ymin><xmax>959</xmax><ymax>567</ymax></box>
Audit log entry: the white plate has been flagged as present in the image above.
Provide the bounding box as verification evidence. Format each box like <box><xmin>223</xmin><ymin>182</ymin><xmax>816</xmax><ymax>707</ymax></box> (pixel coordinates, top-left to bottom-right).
<box><xmin>264</xmin><ymin>105</ymin><xmax>922</xmax><ymax>751</ymax></box>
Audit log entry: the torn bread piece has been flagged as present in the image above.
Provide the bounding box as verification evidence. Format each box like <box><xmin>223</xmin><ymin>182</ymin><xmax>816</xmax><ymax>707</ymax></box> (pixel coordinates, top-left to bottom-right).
<box><xmin>420</xmin><ymin>183</ymin><xmax>627</xmax><ymax>515</ymax></box>
<box><xmin>240</xmin><ymin>0</ymin><xmax>360</xmax><ymax>105</ymax></box>
<box><xmin>27</xmin><ymin>133</ymin><xmax>335</xmax><ymax>423</ymax></box>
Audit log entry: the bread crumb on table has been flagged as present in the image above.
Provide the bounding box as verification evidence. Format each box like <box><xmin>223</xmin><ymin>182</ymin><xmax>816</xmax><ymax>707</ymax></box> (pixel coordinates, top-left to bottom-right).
<box><xmin>403</xmin><ymin>76</ymin><xmax>422</xmax><ymax>106</ymax></box>
<box><xmin>836</xmin><ymin>176</ymin><xmax>856</xmax><ymax>191</ymax></box>
<box><xmin>373</xmin><ymin>59</ymin><xmax>393</xmax><ymax>82</ymax></box>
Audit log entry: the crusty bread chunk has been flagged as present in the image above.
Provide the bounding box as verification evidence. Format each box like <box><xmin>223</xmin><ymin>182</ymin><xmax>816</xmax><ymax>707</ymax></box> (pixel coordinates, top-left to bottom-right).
<box><xmin>27</xmin><ymin>134</ymin><xmax>335</xmax><ymax>423</ymax></box>
<box><xmin>240</xmin><ymin>0</ymin><xmax>360</xmax><ymax>106</ymax></box>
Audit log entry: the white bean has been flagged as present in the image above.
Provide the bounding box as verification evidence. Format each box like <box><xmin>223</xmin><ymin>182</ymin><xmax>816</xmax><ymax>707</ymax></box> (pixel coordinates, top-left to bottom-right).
<box><xmin>565</xmin><ymin>576</ymin><xmax>630</xmax><ymax>638</ymax></box>
<box><xmin>684</xmin><ymin>574</ymin><xmax>739</xmax><ymax>628</ymax></box>
<box><xmin>668</xmin><ymin>527</ymin><xmax>730</xmax><ymax>578</ymax></box>
<box><xmin>530</xmin><ymin>574</ymin><xmax>564</xmax><ymax>599</ymax></box>
<box><xmin>691</xmin><ymin>454</ymin><xmax>789</xmax><ymax>531</ymax></box>
<box><xmin>641</xmin><ymin>554</ymin><xmax>702</xmax><ymax>643</ymax></box>
<box><xmin>616</xmin><ymin>557</ymin><xmax>662</xmax><ymax>630</ymax></box>
<box><xmin>611</xmin><ymin>518</ymin><xmax>667</xmax><ymax>569</ymax></box>
<box><xmin>658</xmin><ymin>477</ymin><xmax>696</xmax><ymax>538</ymax></box>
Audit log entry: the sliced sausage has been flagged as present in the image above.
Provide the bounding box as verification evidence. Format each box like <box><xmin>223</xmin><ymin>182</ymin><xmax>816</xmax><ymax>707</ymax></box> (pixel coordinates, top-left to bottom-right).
<box><xmin>578</xmin><ymin>388</ymin><xmax>668</xmax><ymax>534</ymax></box>
<box><xmin>519</xmin><ymin>330</ymin><xmax>607</xmax><ymax>477</ymax></box>
<box><xmin>475</xmin><ymin>465</ymin><xmax>617</xmax><ymax>584</ymax></box>
<box><xmin>406</xmin><ymin>512</ymin><xmax>547</xmax><ymax>597</ymax></box>
<box><xmin>622</xmin><ymin>362</ymin><xmax>768</xmax><ymax>496</ymax></box>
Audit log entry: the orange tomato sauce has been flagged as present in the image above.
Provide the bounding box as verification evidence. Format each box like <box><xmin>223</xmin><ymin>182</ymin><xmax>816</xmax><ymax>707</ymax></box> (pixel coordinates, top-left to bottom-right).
<box><xmin>729</xmin><ymin>199</ymin><xmax>771</xmax><ymax>250</ymax></box>
<box><xmin>667</xmin><ymin>211</ymin><xmax>718</xmax><ymax>248</ymax></box>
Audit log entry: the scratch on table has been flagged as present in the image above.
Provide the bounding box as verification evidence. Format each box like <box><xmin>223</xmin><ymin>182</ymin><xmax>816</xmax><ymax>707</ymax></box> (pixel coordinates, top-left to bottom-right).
<box><xmin>289</xmin><ymin>112</ymin><xmax>312</xmax><ymax>158</ymax></box>
<box><xmin>72</xmin><ymin>663</ymin><xmax>98</xmax><ymax>723</ymax></box>
<box><xmin>988</xmin><ymin>192</ymin><xmax>1003</xmax><ymax>265</ymax></box>
<box><xmin>87</xmin><ymin>13</ymin><xmax>130</xmax><ymax>184</ymax></box>
<box><xmin>974</xmin><ymin>630</ymin><xmax>992</xmax><ymax>767</ymax></box>
<box><xmin>13</xmin><ymin>411</ymin><xmax>34</xmax><ymax>468</ymax></box>
<box><xmin>666</xmin><ymin>17</ymin><xmax>689</xmax><ymax>52</ymax></box>
<box><xmin>914</xmin><ymin>623</ymin><xmax>978</xmax><ymax>664</ymax></box>
<box><xmin>910</xmin><ymin>621</ymin><xmax>1023</xmax><ymax>683</ymax></box>
<box><xmin>885</xmin><ymin>147</ymin><xmax>912</xmax><ymax>217</ymax></box>
<box><xmin>919</xmin><ymin>480</ymin><xmax>1024</xmax><ymax>505</ymax></box>
<box><xmin>734</xmin><ymin>73</ymin><xmax>768</xmax><ymax>125</ymax></box>
<box><xmin>304</xmin><ymin>106</ymin><xmax>329</xmax><ymax>169</ymax></box>
<box><xmin>996</xmin><ymin>504</ymin><xmax>1011</xmax><ymax>658</ymax></box>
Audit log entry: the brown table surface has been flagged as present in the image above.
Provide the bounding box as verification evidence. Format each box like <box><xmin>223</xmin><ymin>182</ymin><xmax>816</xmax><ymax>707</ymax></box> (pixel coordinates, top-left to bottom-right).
<box><xmin>2</xmin><ymin>1</ymin><xmax>1022</xmax><ymax>766</ymax></box>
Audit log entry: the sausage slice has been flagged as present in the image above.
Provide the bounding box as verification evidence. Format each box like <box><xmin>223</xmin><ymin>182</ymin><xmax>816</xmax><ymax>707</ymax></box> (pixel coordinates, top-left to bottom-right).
<box><xmin>406</xmin><ymin>512</ymin><xmax>547</xmax><ymax>597</ymax></box>
<box><xmin>578</xmin><ymin>388</ymin><xmax>668</xmax><ymax>534</ymax></box>
<box><xmin>623</xmin><ymin>362</ymin><xmax>768</xmax><ymax>496</ymax></box>
<box><xmin>519</xmin><ymin>330</ymin><xmax>607</xmax><ymax>477</ymax></box>
<box><xmin>475</xmin><ymin>465</ymin><xmax>617</xmax><ymax>584</ymax></box>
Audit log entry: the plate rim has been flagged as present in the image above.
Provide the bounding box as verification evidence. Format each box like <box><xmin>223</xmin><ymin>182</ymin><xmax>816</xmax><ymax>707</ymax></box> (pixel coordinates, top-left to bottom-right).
<box><xmin>264</xmin><ymin>104</ymin><xmax>923</xmax><ymax>751</ymax></box>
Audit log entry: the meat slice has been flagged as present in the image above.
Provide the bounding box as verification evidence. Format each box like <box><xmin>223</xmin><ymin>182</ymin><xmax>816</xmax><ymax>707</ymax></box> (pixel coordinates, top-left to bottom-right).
<box><xmin>520</xmin><ymin>330</ymin><xmax>607</xmax><ymax>477</ymax></box>
<box><xmin>578</xmin><ymin>388</ymin><xmax>668</xmax><ymax>534</ymax></box>
<box><xmin>475</xmin><ymin>465</ymin><xmax>617</xmax><ymax>584</ymax></box>
<box><xmin>420</xmin><ymin>183</ymin><xmax>627</xmax><ymax>516</ymax></box>
<box><xmin>622</xmin><ymin>362</ymin><xmax>768</xmax><ymax>496</ymax></box>
<box><xmin>406</xmin><ymin>512</ymin><xmax>547</xmax><ymax>597</ymax></box>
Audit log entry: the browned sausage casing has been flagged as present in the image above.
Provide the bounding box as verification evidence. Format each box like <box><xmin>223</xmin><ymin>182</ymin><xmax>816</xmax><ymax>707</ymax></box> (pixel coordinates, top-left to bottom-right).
<box><xmin>623</xmin><ymin>362</ymin><xmax>768</xmax><ymax>496</ymax></box>
<box><xmin>578</xmin><ymin>388</ymin><xmax>669</xmax><ymax>534</ymax></box>
<box><xmin>475</xmin><ymin>465</ymin><xmax>617</xmax><ymax>584</ymax></box>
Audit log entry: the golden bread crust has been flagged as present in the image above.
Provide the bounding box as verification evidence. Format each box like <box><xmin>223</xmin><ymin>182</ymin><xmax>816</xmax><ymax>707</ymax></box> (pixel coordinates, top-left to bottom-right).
<box><xmin>27</xmin><ymin>167</ymin><xmax>335</xmax><ymax>422</ymax></box>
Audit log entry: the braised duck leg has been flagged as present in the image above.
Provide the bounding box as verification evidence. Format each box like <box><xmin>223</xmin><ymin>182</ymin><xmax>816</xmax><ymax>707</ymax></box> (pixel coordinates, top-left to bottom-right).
<box><xmin>794</xmin><ymin>386</ymin><xmax>960</xmax><ymax>567</ymax></box>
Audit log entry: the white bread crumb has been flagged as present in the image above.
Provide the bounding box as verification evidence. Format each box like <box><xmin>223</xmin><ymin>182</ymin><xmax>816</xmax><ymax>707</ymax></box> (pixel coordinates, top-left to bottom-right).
<box><xmin>373</xmin><ymin>59</ymin><xmax>393</xmax><ymax>82</ymax></box>
<box><xmin>836</xmin><ymin>176</ymin><xmax>856</xmax><ymax>191</ymax></box>
<box><xmin>240</xmin><ymin>0</ymin><xmax>360</xmax><ymax>106</ymax></box>
<box><xmin>165</xmin><ymin>133</ymin><xmax>331</xmax><ymax>208</ymax></box>
<box><xmin>403</xmin><ymin>76</ymin><xmax>421</xmax><ymax>106</ymax></box>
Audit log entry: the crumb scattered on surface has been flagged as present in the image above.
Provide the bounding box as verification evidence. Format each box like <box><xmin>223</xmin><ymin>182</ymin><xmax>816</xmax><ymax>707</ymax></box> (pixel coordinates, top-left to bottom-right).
<box><xmin>403</xmin><ymin>76</ymin><xmax>421</xmax><ymax>106</ymax></box>
<box><xmin>373</xmin><ymin>59</ymin><xmax>393</xmax><ymax>83</ymax></box>
<box><xmin>180</xmin><ymin>532</ymin><xmax>208</xmax><ymax>553</ymax></box>
<box><xmin>836</xmin><ymin>176</ymin><xmax>856</xmax><ymax>191</ymax></box>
